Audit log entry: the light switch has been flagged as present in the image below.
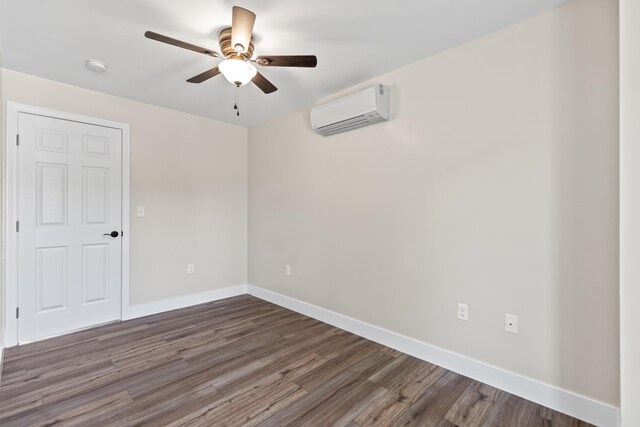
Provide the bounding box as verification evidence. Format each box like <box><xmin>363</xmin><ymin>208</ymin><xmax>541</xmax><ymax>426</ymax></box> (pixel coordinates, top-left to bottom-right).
<box><xmin>137</xmin><ymin>206</ymin><xmax>145</xmax><ymax>217</ymax></box>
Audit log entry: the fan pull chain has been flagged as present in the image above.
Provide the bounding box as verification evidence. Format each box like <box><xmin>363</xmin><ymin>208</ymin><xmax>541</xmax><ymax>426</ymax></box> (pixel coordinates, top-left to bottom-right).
<box><xmin>234</xmin><ymin>85</ymin><xmax>240</xmax><ymax>117</ymax></box>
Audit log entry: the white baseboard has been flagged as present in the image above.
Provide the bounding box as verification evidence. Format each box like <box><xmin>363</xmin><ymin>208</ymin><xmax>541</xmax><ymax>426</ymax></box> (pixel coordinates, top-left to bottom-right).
<box><xmin>246</xmin><ymin>285</ymin><xmax>619</xmax><ymax>427</ymax></box>
<box><xmin>123</xmin><ymin>284</ymin><xmax>247</xmax><ymax>320</ymax></box>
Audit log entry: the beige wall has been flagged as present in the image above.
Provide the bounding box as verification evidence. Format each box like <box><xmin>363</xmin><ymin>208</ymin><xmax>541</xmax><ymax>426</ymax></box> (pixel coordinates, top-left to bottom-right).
<box><xmin>248</xmin><ymin>0</ymin><xmax>619</xmax><ymax>405</ymax></box>
<box><xmin>1</xmin><ymin>69</ymin><xmax>248</xmax><ymax>316</ymax></box>
<box><xmin>620</xmin><ymin>0</ymin><xmax>640</xmax><ymax>425</ymax></box>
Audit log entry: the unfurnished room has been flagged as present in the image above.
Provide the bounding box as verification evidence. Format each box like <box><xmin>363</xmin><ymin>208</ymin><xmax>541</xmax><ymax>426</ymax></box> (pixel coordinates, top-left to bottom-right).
<box><xmin>0</xmin><ymin>1</ymin><xmax>638</xmax><ymax>426</ymax></box>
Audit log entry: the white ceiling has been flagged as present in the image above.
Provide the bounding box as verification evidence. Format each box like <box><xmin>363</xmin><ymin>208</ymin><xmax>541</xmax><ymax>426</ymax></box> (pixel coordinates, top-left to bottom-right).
<box><xmin>0</xmin><ymin>0</ymin><xmax>573</xmax><ymax>127</ymax></box>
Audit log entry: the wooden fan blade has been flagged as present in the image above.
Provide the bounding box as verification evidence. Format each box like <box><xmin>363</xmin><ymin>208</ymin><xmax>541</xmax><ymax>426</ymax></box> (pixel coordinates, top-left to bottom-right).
<box><xmin>231</xmin><ymin>6</ymin><xmax>256</xmax><ymax>55</ymax></box>
<box><xmin>256</xmin><ymin>55</ymin><xmax>317</xmax><ymax>68</ymax></box>
<box><xmin>252</xmin><ymin>72</ymin><xmax>278</xmax><ymax>94</ymax></box>
<box><xmin>186</xmin><ymin>66</ymin><xmax>221</xmax><ymax>83</ymax></box>
<box><xmin>145</xmin><ymin>31</ymin><xmax>220</xmax><ymax>58</ymax></box>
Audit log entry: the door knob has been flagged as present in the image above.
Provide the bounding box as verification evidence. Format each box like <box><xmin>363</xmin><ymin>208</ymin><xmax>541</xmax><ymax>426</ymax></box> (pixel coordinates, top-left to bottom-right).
<box><xmin>103</xmin><ymin>231</ymin><xmax>119</xmax><ymax>238</ymax></box>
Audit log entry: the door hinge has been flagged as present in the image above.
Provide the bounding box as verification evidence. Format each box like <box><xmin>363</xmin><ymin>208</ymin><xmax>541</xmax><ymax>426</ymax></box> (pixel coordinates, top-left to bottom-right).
<box><xmin>16</xmin><ymin>220</ymin><xmax>19</xmax><ymax>232</ymax></box>
<box><xmin>16</xmin><ymin>134</ymin><xmax>19</xmax><ymax>146</ymax></box>
<box><xmin>16</xmin><ymin>307</ymin><xmax>19</xmax><ymax>319</ymax></box>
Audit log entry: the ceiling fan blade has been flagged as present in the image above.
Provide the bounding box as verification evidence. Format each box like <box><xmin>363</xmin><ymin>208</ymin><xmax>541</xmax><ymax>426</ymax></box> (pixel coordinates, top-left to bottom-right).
<box><xmin>252</xmin><ymin>72</ymin><xmax>278</xmax><ymax>94</ymax></box>
<box><xmin>186</xmin><ymin>66</ymin><xmax>221</xmax><ymax>83</ymax></box>
<box><xmin>231</xmin><ymin>6</ymin><xmax>256</xmax><ymax>55</ymax></box>
<box><xmin>145</xmin><ymin>31</ymin><xmax>220</xmax><ymax>58</ymax></box>
<box><xmin>255</xmin><ymin>55</ymin><xmax>317</xmax><ymax>68</ymax></box>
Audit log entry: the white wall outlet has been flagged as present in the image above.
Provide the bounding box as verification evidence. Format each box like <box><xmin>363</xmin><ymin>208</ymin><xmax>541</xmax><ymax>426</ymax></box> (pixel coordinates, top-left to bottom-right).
<box><xmin>457</xmin><ymin>303</ymin><xmax>468</xmax><ymax>321</ymax></box>
<box><xmin>285</xmin><ymin>265</ymin><xmax>291</xmax><ymax>276</ymax></box>
<box><xmin>187</xmin><ymin>264</ymin><xmax>195</xmax><ymax>274</ymax></box>
<box><xmin>505</xmin><ymin>313</ymin><xmax>518</xmax><ymax>334</ymax></box>
<box><xmin>136</xmin><ymin>206</ymin><xmax>145</xmax><ymax>217</ymax></box>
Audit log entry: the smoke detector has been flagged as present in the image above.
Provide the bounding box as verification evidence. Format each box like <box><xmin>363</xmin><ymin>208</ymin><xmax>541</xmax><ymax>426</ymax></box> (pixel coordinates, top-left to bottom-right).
<box><xmin>85</xmin><ymin>59</ymin><xmax>108</xmax><ymax>73</ymax></box>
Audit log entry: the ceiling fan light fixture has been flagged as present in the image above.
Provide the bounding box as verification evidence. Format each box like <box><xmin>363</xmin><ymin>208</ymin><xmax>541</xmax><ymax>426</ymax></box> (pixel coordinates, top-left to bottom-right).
<box><xmin>218</xmin><ymin>58</ymin><xmax>257</xmax><ymax>86</ymax></box>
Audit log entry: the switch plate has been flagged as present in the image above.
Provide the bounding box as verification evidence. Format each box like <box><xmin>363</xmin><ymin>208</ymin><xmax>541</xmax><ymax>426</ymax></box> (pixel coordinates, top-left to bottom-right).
<box><xmin>285</xmin><ymin>265</ymin><xmax>291</xmax><ymax>276</ymax></box>
<box><xmin>136</xmin><ymin>206</ymin><xmax>145</xmax><ymax>217</ymax></box>
<box><xmin>505</xmin><ymin>313</ymin><xmax>518</xmax><ymax>334</ymax></box>
<box><xmin>187</xmin><ymin>264</ymin><xmax>194</xmax><ymax>274</ymax></box>
<box><xmin>457</xmin><ymin>303</ymin><xmax>468</xmax><ymax>321</ymax></box>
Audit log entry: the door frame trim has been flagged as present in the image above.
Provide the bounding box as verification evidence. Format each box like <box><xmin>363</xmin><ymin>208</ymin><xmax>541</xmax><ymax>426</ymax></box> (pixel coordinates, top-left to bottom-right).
<box><xmin>4</xmin><ymin>102</ymin><xmax>131</xmax><ymax>346</ymax></box>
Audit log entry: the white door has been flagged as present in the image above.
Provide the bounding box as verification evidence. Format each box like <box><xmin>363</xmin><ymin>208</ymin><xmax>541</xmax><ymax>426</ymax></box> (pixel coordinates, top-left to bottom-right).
<box><xmin>17</xmin><ymin>112</ymin><xmax>123</xmax><ymax>343</ymax></box>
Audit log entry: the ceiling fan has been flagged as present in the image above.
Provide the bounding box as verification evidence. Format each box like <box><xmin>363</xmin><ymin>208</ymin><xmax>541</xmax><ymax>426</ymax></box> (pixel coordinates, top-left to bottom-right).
<box><xmin>144</xmin><ymin>6</ymin><xmax>317</xmax><ymax>97</ymax></box>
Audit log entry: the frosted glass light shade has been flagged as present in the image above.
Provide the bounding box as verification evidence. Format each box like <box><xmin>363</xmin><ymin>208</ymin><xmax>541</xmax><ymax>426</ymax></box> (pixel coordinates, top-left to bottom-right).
<box><xmin>218</xmin><ymin>59</ymin><xmax>257</xmax><ymax>86</ymax></box>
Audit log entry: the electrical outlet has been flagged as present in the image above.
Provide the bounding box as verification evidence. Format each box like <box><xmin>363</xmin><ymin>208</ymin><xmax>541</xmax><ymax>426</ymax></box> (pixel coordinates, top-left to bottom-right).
<box><xmin>457</xmin><ymin>303</ymin><xmax>468</xmax><ymax>321</ymax></box>
<box><xmin>505</xmin><ymin>313</ymin><xmax>518</xmax><ymax>334</ymax></box>
<box><xmin>285</xmin><ymin>265</ymin><xmax>291</xmax><ymax>276</ymax></box>
<box><xmin>136</xmin><ymin>206</ymin><xmax>145</xmax><ymax>217</ymax></box>
<box><xmin>187</xmin><ymin>264</ymin><xmax>195</xmax><ymax>274</ymax></box>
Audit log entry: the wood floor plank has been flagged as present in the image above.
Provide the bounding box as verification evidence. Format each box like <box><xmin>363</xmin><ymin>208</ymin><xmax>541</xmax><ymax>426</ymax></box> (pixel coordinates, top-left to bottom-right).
<box><xmin>148</xmin><ymin>353</ymin><xmax>321</xmax><ymax>427</ymax></box>
<box><xmin>3</xmin><ymin>338</ymin><xmax>105</xmax><ymax>373</ymax></box>
<box><xmin>166</xmin><ymin>372</ymin><xmax>307</xmax><ymax>427</ymax></box>
<box><xmin>0</xmin><ymin>295</ymin><xmax>594</xmax><ymax>426</ymax></box>
<box><xmin>0</xmin><ymin>357</ymin><xmax>115</xmax><ymax>396</ymax></box>
<box><xmin>294</xmin><ymin>339</ymin><xmax>383</xmax><ymax>392</ymax></box>
<box><xmin>355</xmin><ymin>361</ymin><xmax>447</xmax><ymax>426</ymax></box>
<box><xmin>216</xmin><ymin>352</ymin><xmax>328</xmax><ymax>397</ymax></box>
<box><xmin>481</xmin><ymin>395</ymin><xmax>541</xmax><ymax>427</ymax></box>
<box><xmin>91</xmin><ymin>381</ymin><xmax>222</xmax><ymax>426</ymax></box>
<box><xmin>384</xmin><ymin>369</ymin><xmax>476</xmax><ymax>426</ymax></box>
<box><xmin>255</xmin><ymin>368</ymin><xmax>367</xmax><ymax>426</ymax></box>
<box><xmin>0</xmin><ymin>390</ymin><xmax>43</xmax><ymax>423</ymax></box>
<box><xmin>343</xmin><ymin>347</ymin><xmax>397</xmax><ymax>378</ymax></box>
<box><xmin>290</xmin><ymin>377</ymin><xmax>387</xmax><ymax>426</ymax></box>
<box><xmin>444</xmin><ymin>381</ymin><xmax>506</xmax><ymax>426</ymax></box>
<box><xmin>40</xmin><ymin>390</ymin><xmax>134</xmax><ymax>427</ymax></box>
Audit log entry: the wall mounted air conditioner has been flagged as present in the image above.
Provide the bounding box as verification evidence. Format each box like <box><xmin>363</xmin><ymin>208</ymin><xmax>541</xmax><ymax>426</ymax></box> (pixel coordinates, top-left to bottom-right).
<box><xmin>311</xmin><ymin>84</ymin><xmax>389</xmax><ymax>136</ymax></box>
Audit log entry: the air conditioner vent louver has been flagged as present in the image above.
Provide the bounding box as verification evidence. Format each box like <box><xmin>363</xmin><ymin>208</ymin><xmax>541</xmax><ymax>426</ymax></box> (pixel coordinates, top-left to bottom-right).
<box><xmin>311</xmin><ymin>85</ymin><xmax>389</xmax><ymax>136</ymax></box>
<box><xmin>316</xmin><ymin>115</ymin><xmax>371</xmax><ymax>136</ymax></box>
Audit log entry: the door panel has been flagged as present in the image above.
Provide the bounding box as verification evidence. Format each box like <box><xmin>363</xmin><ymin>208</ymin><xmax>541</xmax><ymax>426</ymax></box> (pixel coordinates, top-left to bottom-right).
<box><xmin>82</xmin><ymin>134</ymin><xmax>110</xmax><ymax>158</ymax></box>
<box><xmin>37</xmin><ymin>162</ymin><xmax>68</xmax><ymax>226</ymax></box>
<box><xmin>37</xmin><ymin>128</ymin><xmax>68</xmax><ymax>153</ymax></box>
<box><xmin>83</xmin><ymin>166</ymin><xmax>110</xmax><ymax>225</ymax></box>
<box><xmin>82</xmin><ymin>244</ymin><xmax>109</xmax><ymax>303</ymax></box>
<box><xmin>36</xmin><ymin>246</ymin><xmax>68</xmax><ymax>312</ymax></box>
<box><xmin>18</xmin><ymin>112</ymin><xmax>123</xmax><ymax>343</ymax></box>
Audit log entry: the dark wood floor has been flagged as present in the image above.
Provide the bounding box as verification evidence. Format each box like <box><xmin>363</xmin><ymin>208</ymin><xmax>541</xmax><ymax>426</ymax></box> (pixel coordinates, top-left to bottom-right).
<box><xmin>0</xmin><ymin>295</ymin><xmax>590</xmax><ymax>426</ymax></box>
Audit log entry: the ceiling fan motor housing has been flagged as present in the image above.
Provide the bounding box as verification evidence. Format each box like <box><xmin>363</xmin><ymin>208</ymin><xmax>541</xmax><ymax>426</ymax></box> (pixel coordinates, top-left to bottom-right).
<box><xmin>219</xmin><ymin>28</ymin><xmax>254</xmax><ymax>59</ymax></box>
